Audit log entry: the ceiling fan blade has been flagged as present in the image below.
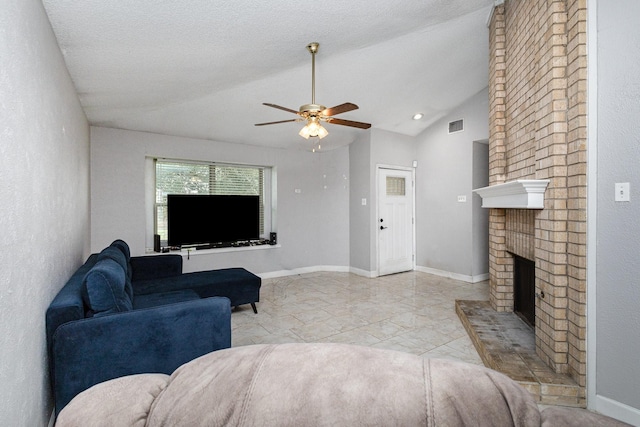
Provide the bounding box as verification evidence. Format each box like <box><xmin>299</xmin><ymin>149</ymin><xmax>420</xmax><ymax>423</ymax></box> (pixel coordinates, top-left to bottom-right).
<box><xmin>322</xmin><ymin>102</ymin><xmax>359</xmax><ymax>117</ymax></box>
<box><xmin>327</xmin><ymin>118</ymin><xmax>371</xmax><ymax>129</ymax></box>
<box><xmin>255</xmin><ymin>119</ymin><xmax>299</xmax><ymax>126</ymax></box>
<box><xmin>263</xmin><ymin>103</ymin><xmax>299</xmax><ymax>115</ymax></box>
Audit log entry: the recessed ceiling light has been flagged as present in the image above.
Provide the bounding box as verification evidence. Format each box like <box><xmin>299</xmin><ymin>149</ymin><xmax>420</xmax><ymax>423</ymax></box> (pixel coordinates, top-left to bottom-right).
<box><xmin>412</xmin><ymin>113</ymin><xmax>424</xmax><ymax>120</ymax></box>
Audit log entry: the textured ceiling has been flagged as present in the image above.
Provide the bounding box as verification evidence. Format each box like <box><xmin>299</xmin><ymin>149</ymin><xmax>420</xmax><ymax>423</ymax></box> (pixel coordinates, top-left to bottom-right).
<box><xmin>42</xmin><ymin>0</ymin><xmax>492</xmax><ymax>151</ymax></box>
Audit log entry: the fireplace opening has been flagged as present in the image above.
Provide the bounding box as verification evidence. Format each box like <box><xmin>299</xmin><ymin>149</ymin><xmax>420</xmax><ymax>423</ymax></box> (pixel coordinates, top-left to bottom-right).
<box><xmin>514</xmin><ymin>255</ymin><xmax>535</xmax><ymax>327</ymax></box>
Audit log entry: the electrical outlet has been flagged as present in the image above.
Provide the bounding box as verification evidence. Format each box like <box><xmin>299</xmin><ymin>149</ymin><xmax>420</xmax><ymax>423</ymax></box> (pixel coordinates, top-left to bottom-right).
<box><xmin>615</xmin><ymin>183</ymin><xmax>630</xmax><ymax>202</ymax></box>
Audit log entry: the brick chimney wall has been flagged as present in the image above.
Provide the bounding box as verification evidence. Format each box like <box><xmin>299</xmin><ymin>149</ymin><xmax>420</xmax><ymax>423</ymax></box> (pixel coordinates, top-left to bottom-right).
<box><xmin>487</xmin><ymin>0</ymin><xmax>587</xmax><ymax>388</ymax></box>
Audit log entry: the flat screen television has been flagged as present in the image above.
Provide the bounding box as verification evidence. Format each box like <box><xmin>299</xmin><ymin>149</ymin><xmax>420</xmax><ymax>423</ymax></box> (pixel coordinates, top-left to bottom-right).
<box><xmin>167</xmin><ymin>194</ymin><xmax>260</xmax><ymax>247</ymax></box>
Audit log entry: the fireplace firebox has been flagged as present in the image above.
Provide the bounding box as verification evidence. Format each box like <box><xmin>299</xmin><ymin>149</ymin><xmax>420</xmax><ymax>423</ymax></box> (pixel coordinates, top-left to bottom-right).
<box><xmin>513</xmin><ymin>255</ymin><xmax>535</xmax><ymax>327</ymax></box>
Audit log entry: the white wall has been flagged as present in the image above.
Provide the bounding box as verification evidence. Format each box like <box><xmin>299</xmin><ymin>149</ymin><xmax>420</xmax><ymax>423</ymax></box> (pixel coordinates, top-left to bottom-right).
<box><xmin>592</xmin><ymin>0</ymin><xmax>640</xmax><ymax>423</ymax></box>
<box><xmin>414</xmin><ymin>88</ymin><xmax>489</xmax><ymax>280</ymax></box>
<box><xmin>90</xmin><ymin>127</ymin><xmax>350</xmax><ymax>275</ymax></box>
<box><xmin>0</xmin><ymin>1</ymin><xmax>90</xmax><ymax>425</ymax></box>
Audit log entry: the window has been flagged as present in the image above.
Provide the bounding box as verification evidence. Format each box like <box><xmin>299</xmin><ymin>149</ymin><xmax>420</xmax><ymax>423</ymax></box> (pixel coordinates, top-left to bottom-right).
<box><xmin>386</xmin><ymin>176</ymin><xmax>406</xmax><ymax>196</ymax></box>
<box><xmin>154</xmin><ymin>159</ymin><xmax>271</xmax><ymax>243</ymax></box>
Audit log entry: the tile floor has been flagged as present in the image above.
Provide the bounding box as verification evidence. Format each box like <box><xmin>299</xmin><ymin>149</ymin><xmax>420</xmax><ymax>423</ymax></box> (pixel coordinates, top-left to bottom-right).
<box><xmin>232</xmin><ymin>270</ymin><xmax>588</xmax><ymax>409</ymax></box>
<box><xmin>231</xmin><ymin>270</ymin><xmax>488</xmax><ymax>365</ymax></box>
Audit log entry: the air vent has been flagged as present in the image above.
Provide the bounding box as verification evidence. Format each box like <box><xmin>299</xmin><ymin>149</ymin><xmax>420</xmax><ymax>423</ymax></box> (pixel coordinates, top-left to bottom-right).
<box><xmin>448</xmin><ymin>119</ymin><xmax>464</xmax><ymax>134</ymax></box>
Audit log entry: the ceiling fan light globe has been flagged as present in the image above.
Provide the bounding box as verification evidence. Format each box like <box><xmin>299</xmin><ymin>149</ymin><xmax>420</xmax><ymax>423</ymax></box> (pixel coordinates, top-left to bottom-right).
<box><xmin>307</xmin><ymin>121</ymin><xmax>321</xmax><ymax>136</ymax></box>
<box><xmin>299</xmin><ymin>125</ymin><xmax>312</xmax><ymax>139</ymax></box>
<box><xmin>317</xmin><ymin>125</ymin><xmax>328</xmax><ymax>139</ymax></box>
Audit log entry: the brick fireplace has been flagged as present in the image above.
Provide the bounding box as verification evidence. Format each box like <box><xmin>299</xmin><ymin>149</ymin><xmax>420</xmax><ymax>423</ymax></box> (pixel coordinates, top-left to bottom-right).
<box><xmin>479</xmin><ymin>0</ymin><xmax>588</xmax><ymax>396</ymax></box>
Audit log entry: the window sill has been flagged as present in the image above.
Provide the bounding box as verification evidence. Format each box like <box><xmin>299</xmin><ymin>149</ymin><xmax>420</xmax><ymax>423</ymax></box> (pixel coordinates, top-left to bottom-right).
<box><xmin>145</xmin><ymin>244</ymin><xmax>280</xmax><ymax>256</ymax></box>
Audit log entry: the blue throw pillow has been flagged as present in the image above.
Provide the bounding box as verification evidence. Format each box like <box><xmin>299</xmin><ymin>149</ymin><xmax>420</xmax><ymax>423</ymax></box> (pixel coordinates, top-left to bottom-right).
<box><xmin>98</xmin><ymin>246</ymin><xmax>127</xmax><ymax>271</ymax></box>
<box><xmin>98</xmin><ymin>246</ymin><xmax>133</xmax><ymax>300</ymax></box>
<box><xmin>110</xmin><ymin>239</ymin><xmax>134</xmax><ymax>283</ymax></box>
<box><xmin>82</xmin><ymin>258</ymin><xmax>132</xmax><ymax>317</ymax></box>
<box><xmin>110</xmin><ymin>239</ymin><xmax>131</xmax><ymax>261</ymax></box>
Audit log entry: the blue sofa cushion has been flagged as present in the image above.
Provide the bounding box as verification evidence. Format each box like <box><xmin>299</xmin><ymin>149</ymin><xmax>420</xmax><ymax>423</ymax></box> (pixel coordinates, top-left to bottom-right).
<box><xmin>97</xmin><ymin>246</ymin><xmax>134</xmax><ymax>302</ymax></box>
<box><xmin>82</xmin><ymin>258</ymin><xmax>133</xmax><ymax>317</ymax></box>
<box><xmin>133</xmin><ymin>290</ymin><xmax>200</xmax><ymax>310</ymax></box>
<box><xmin>130</xmin><ymin>255</ymin><xmax>182</xmax><ymax>282</ymax></box>
<box><xmin>133</xmin><ymin>268</ymin><xmax>261</xmax><ymax>307</ymax></box>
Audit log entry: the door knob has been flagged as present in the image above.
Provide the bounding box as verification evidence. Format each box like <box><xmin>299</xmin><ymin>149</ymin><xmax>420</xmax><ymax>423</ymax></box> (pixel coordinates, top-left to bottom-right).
<box><xmin>380</xmin><ymin>226</ymin><xmax>388</xmax><ymax>230</ymax></box>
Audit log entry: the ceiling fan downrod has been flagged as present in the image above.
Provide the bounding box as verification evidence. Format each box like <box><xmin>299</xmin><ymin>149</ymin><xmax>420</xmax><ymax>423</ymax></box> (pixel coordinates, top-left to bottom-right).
<box><xmin>299</xmin><ymin>42</ymin><xmax>324</xmax><ymax>117</ymax></box>
<box><xmin>307</xmin><ymin>42</ymin><xmax>319</xmax><ymax>106</ymax></box>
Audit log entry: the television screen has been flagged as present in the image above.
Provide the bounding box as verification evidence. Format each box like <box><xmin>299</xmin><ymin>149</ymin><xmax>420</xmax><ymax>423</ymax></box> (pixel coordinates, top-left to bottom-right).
<box><xmin>167</xmin><ymin>194</ymin><xmax>260</xmax><ymax>247</ymax></box>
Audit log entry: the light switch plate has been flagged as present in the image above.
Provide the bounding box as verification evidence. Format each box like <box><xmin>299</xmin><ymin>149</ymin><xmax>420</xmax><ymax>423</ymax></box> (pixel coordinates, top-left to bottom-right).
<box><xmin>615</xmin><ymin>183</ymin><xmax>630</xmax><ymax>202</ymax></box>
<box><xmin>457</xmin><ymin>195</ymin><xmax>467</xmax><ymax>202</ymax></box>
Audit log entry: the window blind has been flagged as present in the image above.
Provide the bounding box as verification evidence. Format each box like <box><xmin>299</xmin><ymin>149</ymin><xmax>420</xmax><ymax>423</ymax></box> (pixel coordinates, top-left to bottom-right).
<box><xmin>155</xmin><ymin>160</ymin><xmax>265</xmax><ymax>241</ymax></box>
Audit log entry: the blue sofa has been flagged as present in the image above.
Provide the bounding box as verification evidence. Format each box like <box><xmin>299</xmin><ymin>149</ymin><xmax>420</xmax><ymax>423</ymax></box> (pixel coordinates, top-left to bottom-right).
<box><xmin>46</xmin><ymin>240</ymin><xmax>261</xmax><ymax>414</ymax></box>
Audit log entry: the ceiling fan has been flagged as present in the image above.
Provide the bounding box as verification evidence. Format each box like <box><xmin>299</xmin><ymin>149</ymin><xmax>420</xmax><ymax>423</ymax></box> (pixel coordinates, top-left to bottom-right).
<box><xmin>255</xmin><ymin>42</ymin><xmax>371</xmax><ymax>149</ymax></box>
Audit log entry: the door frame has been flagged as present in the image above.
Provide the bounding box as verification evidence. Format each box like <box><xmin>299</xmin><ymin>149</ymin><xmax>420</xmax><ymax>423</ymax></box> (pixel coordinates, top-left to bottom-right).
<box><xmin>375</xmin><ymin>164</ymin><xmax>416</xmax><ymax>276</ymax></box>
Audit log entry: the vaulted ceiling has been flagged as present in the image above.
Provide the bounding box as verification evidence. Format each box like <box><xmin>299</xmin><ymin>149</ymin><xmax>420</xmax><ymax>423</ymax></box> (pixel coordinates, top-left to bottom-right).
<box><xmin>42</xmin><ymin>0</ymin><xmax>492</xmax><ymax>150</ymax></box>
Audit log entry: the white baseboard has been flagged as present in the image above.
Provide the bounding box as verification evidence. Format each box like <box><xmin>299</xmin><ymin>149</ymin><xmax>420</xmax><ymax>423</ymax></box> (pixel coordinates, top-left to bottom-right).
<box><xmin>258</xmin><ymin>265</ymin><xmax>350</xmax><ymax>279</ymax></box>
<box><xmin>593</xmin><ymin>394</ymin><xmax>640</xmax><ymax>426</ymax></box>
<box><xmin>349</xmin><ymin>267</ymin><xmax>378</xmax><ymax>278</ymax></box>
<box><xmin>415</xmin><ymin>266</ymin><xmax>489</xmax><ymax>283</ymax></box>
<box><xmin>259</xmin><ymin>265</ymin><xmax>488</xmax><ymax>283</ymax></box>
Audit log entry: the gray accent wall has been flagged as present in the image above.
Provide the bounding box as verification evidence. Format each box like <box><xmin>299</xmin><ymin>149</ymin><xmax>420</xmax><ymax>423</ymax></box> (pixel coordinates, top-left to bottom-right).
<box><xmin>349</xmin><ymin>132</ymin><xmax>372</xmax><ymax>272</ymax></box>
<box><xmin>349</xmin><ymin>129</ymin><xmax>416</xmax><ymax>275</ymax></box>
<box><xmin>472</xmin><ymin>141</ymin><xmax>489</xmax><ymax>277</ymax></box>
<box><xmin>415</xmin><ymin>88</ymin><xmax>489</xmax><ymax>279</ymax></box>
<box><xmin>595</xmin><ymin>0</ymin><xmax>640</xmax><ymax>414</ymax></box>
<box><xmin>90</xmin><ymin>127</ymin><xmax>350</xmax><ymax>274</ymax></box>
<box><xmin>369</xmin><ymin>129</ymin><xmax>417</xmax><ymax>271</ymax></box>
<box><xmin>0</xmin><ymin>2</ymin><xmax>90</xmax><ymax>425</ymax></box>
<box><xmin>349</xmin><ymin>91</ymin><xmax>490</xmax><ymax>278</ymax></box>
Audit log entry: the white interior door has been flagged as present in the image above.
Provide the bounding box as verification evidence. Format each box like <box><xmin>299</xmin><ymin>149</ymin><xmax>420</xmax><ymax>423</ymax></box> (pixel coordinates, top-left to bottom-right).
<box><xmin>378</xmin><ymin>167</ymin><xmax>414</xmax><ymax>276</ymax></box>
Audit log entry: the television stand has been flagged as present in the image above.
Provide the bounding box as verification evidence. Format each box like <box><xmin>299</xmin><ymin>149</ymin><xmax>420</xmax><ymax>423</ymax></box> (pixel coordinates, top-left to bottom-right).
<box><xmin>194</xmin><ymin>243</ymin><xmax>220</xmax><ymax>250</ymax></box>
<box><xmin>193</xmin><ymin>240</ymin><xmax>271</xmax><ymax>251</ymax></box>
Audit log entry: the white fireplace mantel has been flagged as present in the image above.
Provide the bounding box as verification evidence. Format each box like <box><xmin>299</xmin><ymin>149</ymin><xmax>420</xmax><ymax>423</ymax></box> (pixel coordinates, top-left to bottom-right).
<box><xmin>473</xmin><ymin>180</ymin><xmax>550</xmax><ymax>209</ymax></box>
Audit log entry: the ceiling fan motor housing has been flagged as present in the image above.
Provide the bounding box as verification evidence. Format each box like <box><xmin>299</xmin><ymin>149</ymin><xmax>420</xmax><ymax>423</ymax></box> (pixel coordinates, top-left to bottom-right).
<box><xmin>299</xmin><ymin>104</ymin><xmax>326</xmax><ymax>117</ymax></box>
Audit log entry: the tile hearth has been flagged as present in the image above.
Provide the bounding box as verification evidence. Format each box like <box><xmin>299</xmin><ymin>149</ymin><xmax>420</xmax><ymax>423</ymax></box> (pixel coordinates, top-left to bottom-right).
<box><xmin>456</xmin><ymin>300</ymin><xmax>585</xmax><ymax>407</ymax></box>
